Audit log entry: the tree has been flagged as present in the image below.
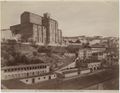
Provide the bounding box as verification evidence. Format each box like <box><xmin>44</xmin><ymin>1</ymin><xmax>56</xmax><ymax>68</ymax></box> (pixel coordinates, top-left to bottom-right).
<box><xmin>69</xmin><ymin>40</ymin><xmax>73</xmax><ymax>43</ymax></box>
<box><xmin>75</xmin><ymin>39</ymin><xmax>81</xmax><ymax>43</ymax></box>
<box><xmin>21</xmin><ymin>55</ymin><xmax>29</xmax><ymax>64</ymax></box>
<box><xmin>7</xmin><ymin>55</ymin><xmax>16</xmax><ymax>66</ymax></box>
<box><xmin>33</xmin><ymin>51</ymin><xmax>37</xmax><ymax>56</ymax></box>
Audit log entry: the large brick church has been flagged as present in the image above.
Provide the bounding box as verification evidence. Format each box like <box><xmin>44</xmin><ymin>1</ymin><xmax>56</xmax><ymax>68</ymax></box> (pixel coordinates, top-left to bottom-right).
<box><xmin>10</xmin><ymin>11</ymin><xmax>62</xmax><ymax>46</ymax></box>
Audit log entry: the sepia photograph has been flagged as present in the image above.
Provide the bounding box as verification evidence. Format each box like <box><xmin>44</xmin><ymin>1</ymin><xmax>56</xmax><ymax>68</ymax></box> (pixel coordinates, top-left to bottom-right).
<box><xmin>0</xmin><ymin>0</ymin><xmax>119</xmax><ymax>92</ymax></box>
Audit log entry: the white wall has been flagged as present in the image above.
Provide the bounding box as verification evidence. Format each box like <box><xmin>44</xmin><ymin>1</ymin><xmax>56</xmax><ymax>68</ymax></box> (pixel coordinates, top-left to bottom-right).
<box><xmin>20</xmin><ymin>74</ymin><xmax>57</xmax><ymax>84</ymax></box>
<box><xmin>81</xmin><ymin>69</ymin><xmax>90</xmax><ymax>74</ymax></box>
<box><xmin>64</xmin><ymin>72</ymin><xmax>78</xmax><ymax>78</ymax></box>
<box><xmin>2</xmin><ymin>68</ymin><xmax>49</xmax><ymax>80</ymax></box>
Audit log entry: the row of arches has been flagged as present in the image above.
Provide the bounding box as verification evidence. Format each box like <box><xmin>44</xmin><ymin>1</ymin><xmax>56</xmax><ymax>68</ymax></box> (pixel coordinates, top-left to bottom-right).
<box><xmin>3</xmin><ymin>65</ymin><xmax>47</xmax><ymax>73</ymax></box>
<box><xmin>3</xmin><ymin>70</ymin><xmax>48</xmax><ymax>80</ymax></box>
<box><xmin>90</xmin><ymin>65</ymin><xmax>101</xmax><ymax>72</ymax></box>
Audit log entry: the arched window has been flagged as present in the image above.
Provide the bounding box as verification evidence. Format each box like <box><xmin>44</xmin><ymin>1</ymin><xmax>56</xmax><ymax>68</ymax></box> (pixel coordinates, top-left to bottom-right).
<box><xmin>24</xmin><ymin>68</ymin><xmax>26</xmax><ymax>71</ymax></box>
<box><xmin>18</xmin><ymin>68</ymin><xmax>20</xmax><ymax>71</ymax></box>
<box><xmin>11</xmin><ymin>68</ymin><xmax>14</xmax><ymax>71</ymax></box>
<box><xmin>4</xmin><ymin>69</ymin><xmax>7</xmax><ymax>72</ymax></box>
<box><xmin>35</xmin><ymin>67</ymin><xmax>37</xmax><ymax>69</ymax></box>
<box><xmin>21</xmin><ymin>68</ymin><xmax>23</xmax><ymax>71</ymax></box>
<box><xmin>8</xmin><ymin>69</ymin><xmax>10</xmax><ymax>72</ymax></box>
<box><xmin>43</xmin><ymin>76</ymin><xmax>46</xmax><ymax>79</ymax></box>
<box><xmin>27</xmin><ymin>73</ymin><xmax>29</xmax><ymax>77</ymax></box>
<box><xmin>90</xmin><ymin>68</ymin><xmax>92</xmax><ymax>72</ymax></box>
<box><xmin>45</xmin><ymin>65</ymin><xmax>47</xmax><ymax>68</ymax></box>
<box><xmin>94</xmin><ymin>67</ymin><xmax>96</xmax><ymax>70</ymax></box>
<box><xmin>27</xmin><ymin>67</ymin><xmax>29</xmax><ymax>70</ymax></box>
<box><xmin>30</xmin><ymin>67</ymin><xmax>32</xmax><ymax>70</ymax></box>
<box><xmin>15</xmin><ymin>68</ymin><xmax>17</xmax><ymax>71</ymax></box>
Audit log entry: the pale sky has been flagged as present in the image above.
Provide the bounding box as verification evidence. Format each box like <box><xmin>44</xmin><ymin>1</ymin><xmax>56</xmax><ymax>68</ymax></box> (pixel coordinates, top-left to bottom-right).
<box><xmin>1</xmin><ymin>0</ymin><xmax>119</xmax><ymax>37</ymax></box>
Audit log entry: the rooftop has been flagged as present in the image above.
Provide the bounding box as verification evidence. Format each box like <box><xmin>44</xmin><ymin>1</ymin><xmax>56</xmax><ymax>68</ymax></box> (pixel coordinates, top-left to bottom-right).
<box><xmin>22</xmin><ymin>11</ymin><xmax>57</xmax><ymax>23</ymax></box>
<box><xmin>62</xmin><ymin>69</ymin><xmax>78</xmax><ymax>74</ymax></box>
<box><xmin>1</xmin><ymin>63</ymin><xmax>49</xmax><ymax>70</ymax></box>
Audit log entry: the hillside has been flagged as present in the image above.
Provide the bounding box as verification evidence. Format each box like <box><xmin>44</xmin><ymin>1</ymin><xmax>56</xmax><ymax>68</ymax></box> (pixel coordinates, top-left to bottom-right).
<box><xmin>1</xmin><ymin>43</ymin><xmax>76</xmax><ymax>69</ymax></box>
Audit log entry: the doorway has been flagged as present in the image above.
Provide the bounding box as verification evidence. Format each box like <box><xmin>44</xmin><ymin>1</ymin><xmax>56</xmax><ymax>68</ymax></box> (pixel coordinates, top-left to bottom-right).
<box><xmin>32</xmin><ymin>78</ymin><xmax>35</xmax><ymax>83</ymax></box>
<box><xmin>49</xmin><ymin>76</ymin><xmax>51</xmax><ymax>80</ymax></box>
<box><xmin>27</xmin><ymin>73</ymin><xmax>29</xmax><ymax>77</ymax></box>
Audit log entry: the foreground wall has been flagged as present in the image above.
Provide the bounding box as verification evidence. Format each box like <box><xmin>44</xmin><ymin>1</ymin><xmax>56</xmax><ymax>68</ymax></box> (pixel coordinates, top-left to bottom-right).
<box><xmin>20</xmin><ymin>74</ymin><xmax>57</xmax><ymax>84</ymax></box>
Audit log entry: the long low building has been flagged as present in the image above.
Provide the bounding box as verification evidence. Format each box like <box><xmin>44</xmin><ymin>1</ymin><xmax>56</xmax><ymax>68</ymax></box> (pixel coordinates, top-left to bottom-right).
<box><xmin>1</xmin><ymin>63</ymin><xmax>50</xmax><ymax>80</ymax></box>
<box><xmin>57</xmin><ymin>67</ymin><xmax>90</xmax><ymax>78</ymax></box>
<box><xmin>20</xmin><ymin>72</ymin><xmax>57</xmax><ymax>84</ymax></box>
<box><xmin>62</xmin><ymin>68</ymin><xmax>78</xmax><ymax>78</ymax></box>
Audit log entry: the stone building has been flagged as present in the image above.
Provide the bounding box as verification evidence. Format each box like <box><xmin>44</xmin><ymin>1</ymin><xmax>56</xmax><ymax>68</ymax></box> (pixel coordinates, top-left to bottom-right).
<box><xmin>1</xmin><ymin>63</ymin><xmax>49</xmax><ymax>80</ymax></box>
<box><xmin>78</xmin><ymin>48</ymin><xmax>92</xmax><ymax>60</ymax></box>
<box><xmin>10</xmin><ymin>11</ymin><xmax>62</xmax><ymax>46</ymax></box>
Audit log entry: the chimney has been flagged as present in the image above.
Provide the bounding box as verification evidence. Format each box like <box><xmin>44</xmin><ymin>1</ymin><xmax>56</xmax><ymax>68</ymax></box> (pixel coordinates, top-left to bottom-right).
<box><xmin>43</xmin><ymin>13</ymin><xmax>50</xmax><ymax>18</ymax></box>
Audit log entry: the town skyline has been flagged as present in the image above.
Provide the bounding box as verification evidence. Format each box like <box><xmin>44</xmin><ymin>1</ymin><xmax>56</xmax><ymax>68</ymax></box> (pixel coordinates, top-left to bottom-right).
<box><xmin>1</xmin><ymin>1</ymin><xmax>119</xmax><ymax>37</ymax></box>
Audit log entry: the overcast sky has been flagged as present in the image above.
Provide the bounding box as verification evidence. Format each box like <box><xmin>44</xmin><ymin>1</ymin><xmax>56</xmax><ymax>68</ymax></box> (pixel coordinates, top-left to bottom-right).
<box><xmin>1</xmin><ymin>0</ymin><xmax>119</xmax><ymax>37</ymax></box>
